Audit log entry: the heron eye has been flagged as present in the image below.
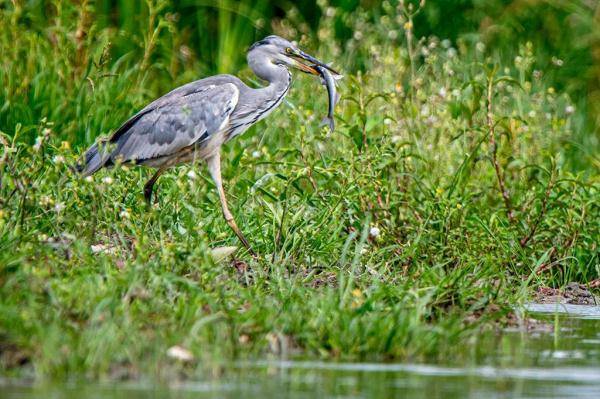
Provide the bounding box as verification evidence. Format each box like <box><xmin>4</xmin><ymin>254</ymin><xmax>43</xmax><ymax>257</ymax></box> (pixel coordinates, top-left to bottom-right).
<box><xmin>285</xmin><ymin>47</ymin><xmax>293</xmax><ymax>54</ymax></box>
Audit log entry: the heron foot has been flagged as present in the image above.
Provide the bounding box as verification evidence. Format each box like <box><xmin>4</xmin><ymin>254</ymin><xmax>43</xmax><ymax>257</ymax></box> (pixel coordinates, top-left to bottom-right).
<box><xmin>225</xmin><ymin>216</ymin><xmax>257</xmax><ymax>257</ymax></box>
<box><xmin>143</xmin><ymin>184</ymin><xmax>154</xmax><ymax>206</ymax></box>
<box><xmin>143</xmin><ymin>169</ymin><xmax>165</xmax><ymax>208</ymax></box>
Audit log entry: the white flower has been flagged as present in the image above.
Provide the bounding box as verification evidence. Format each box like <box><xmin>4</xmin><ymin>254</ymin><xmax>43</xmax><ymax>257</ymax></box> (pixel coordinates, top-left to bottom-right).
<box><xmin>102</xmin><ymin>176</ymin><xmax>113</xmax><ymax>185</ymax></box>
<box><xmin>186</xmin><ymin>170</ymin><xmax>197</xmax><ymax>180</ymax></box>
<box><xmin>54</xmin><ymin>202</ymin><xmax>65</xmax><ymax>213</ymax></box>
<box><xmin>33</xmin><ymin>136</ymin><xmax>43</xmax><ymax>152</ymax></box>
<box><xmin>325</xmin><ymin>7</ymin><xmax>335</xmax><ymax>17</ymax></box>
<box><xmin>388</xmin><ymin>30</ymin><xmax>398</xmax><ymax>40</ymax></box>
<box><xmin>528</xmin><ymin>110</ymin><xmax>537</xmax><ymax>118</ymax></box>
<box><xmin>446</xmin><ymin>48</ymin><xmax>457</xmax><ymax>58</ymax></box>
<box><xmin>452</xmin><ymin>89</ymin><xmax>461</xmax><ymax>97</ymax></box>
<box><xmin>369</xmin><ymin>226</ymin><xmax>380</xmax><ymax>238</ymax></box>
<box><xmin>565</xmin><ymin>105</ymin><xmax>575</xmax><ymax>115</ymax></box>
<box><xmin>552</xmin><ymin>57</ymin><xmax>564</xmax><ymax>67</ymax></box>
<box><xmin>441</xmin><ymin>39</ymin><xmax>451</xmax><ymax>48</ymax></box>
<box><xmin>85</xmin><ymin>176</ymin><xmax>93</xmax><ymax>182</ymax></box>
<box><xmin>438</xmin><ymin>87</ymin><xmax>447</xmax><ymax>98</ymax></box>
<box><xmin>384</xmin><ymin>118</ymin><xmax>392</xmax><ymax>125</ymax></box>
<box><xmin>119</xmin><ymin>210</ymin><xmax>130</xmax><ymax>219</ymax></box>
<box><xmin>167</xmin><ymin>345</ymin><xmax>194</xmax><ymax>362</ymax></box>
<box><xmin>476</xmin><ymin>42</ymin><xmax>486</xmax><ymax>52</ymax></box>
<box><xmin>353</xmin><ymin>31</ymin><xmax>363</xmax><ymax>41</ymax></box>
<box><xmin>53</xmin><ymin>155</ymin><xmax>65</xmax><ymax>164</ymax></box>
<box><xmin>251</xmin><ymin>150</ymin><xmax>261</xmax><ymax>158</ymax></box>
<box><xmin>391</xmin><ymin>135</ymin><xmax>402</xmax><ymax>144</ymax></box>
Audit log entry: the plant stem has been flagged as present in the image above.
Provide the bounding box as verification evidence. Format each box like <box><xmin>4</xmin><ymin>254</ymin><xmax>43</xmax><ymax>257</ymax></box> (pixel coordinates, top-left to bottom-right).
<box><xmin>486</xmin><ymin>73</ymin><xmax>514</xmax><ymax>222</ymax></box>
<box><xmin>520</xmin><ymin>172</ymin><xmax>554</xmax><ymax>247</ymax></box>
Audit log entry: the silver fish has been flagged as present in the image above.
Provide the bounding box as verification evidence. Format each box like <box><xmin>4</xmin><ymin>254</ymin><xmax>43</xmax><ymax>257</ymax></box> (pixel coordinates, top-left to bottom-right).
<box><xmin>315</xmin><ymin>65</ymin><xmax>342</xmax><ymax>133</ymax></box>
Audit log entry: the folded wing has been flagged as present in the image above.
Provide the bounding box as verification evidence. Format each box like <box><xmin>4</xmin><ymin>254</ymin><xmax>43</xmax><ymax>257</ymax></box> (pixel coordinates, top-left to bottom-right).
<box><xmin>80</xmin><ymin>82</ymin><xmax>239</xmax><ymax>175</ymax></box>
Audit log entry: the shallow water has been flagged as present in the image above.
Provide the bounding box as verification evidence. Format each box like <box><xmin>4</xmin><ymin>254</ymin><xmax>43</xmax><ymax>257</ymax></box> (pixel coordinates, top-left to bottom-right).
<box><xmin>2</xmin><ymin>304</ymin><xmax>600</xmax><ymax>399</ymax></box>
<box><xmin>523</xmin><ymin>303</ymin><xmax>600</xmax><ymax>319</ymax></box>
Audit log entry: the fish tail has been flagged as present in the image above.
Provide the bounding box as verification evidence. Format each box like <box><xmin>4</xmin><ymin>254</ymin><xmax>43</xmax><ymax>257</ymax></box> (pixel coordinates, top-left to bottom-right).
<box><xmin>320</xmin><ymin>117</ymin><xmax>335</xmax><ymax>133</ymax></box>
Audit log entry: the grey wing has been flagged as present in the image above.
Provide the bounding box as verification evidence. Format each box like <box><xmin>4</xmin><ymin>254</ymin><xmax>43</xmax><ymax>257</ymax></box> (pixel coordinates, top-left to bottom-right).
<box><xmin>110</xmin><ymin>83</ymin><xmax>239</xmax><ymax>163</ymax></box>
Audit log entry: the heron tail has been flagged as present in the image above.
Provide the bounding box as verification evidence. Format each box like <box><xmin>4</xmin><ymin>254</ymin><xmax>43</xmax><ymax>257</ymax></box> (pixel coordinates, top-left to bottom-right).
<box><xmin>75</xmin><ymin>142</ymin><xmax>111</xmax><ymax>176</ymax></box>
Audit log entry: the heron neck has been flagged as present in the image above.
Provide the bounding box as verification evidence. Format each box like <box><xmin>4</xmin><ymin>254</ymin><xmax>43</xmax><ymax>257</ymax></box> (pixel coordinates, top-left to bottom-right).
<box><xmin>264</xmin><ymin>67</ymin><xmax>291</xmax><ymax>96</ymax></box>
<box><xmin>247</xmin><ymin>51</ymin><xmax>291</xmax><ymax>93</ymax></box>
<box><xmin>250</xmin><ymin>65</ymin><xmax>291</xmax><ymax>109</ymax></box>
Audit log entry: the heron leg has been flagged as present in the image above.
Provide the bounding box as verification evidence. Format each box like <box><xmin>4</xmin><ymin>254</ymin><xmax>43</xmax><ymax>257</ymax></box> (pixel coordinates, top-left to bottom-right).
<box><xmin>206</xmin><ymin>153</ymin><xmax>256</xmax><ymax>256</ymax></box>
<box><xmin>144</xmin><ymin>168</ymin><xmax>164</xmax><ymax>206</ymax></box>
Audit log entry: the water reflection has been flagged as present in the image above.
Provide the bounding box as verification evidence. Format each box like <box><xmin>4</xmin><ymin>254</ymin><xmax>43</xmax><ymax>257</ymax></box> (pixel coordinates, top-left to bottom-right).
<box><xmin>2</xmin><ymin>305</ymin><xmax>599</xmax><ymax>399</ymax></box>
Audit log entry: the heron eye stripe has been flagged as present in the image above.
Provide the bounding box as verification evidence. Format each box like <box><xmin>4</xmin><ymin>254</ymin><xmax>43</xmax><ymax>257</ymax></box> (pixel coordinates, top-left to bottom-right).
<box><xmin>248</xmin><ymin>39</ymin><xmax>269</xmax><ymax>51</ymax></box>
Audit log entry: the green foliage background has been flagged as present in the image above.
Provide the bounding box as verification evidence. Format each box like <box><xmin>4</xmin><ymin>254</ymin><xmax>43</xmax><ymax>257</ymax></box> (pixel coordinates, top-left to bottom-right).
<box><xmin>2</xmin><ymin>0</ymin><xmax>599</xmax><ymax>166</ymax></box>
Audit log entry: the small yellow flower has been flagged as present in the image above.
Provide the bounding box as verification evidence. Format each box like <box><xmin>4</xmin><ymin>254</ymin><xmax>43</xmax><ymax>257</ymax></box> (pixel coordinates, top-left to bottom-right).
<box><xmin>60</xmin><ymin>141</ymin><xmax>71</xmax><ymax>150</ymax></box>
<box><xmin>456</xmin><ymin>203</ymin><xmax>463</xmax><ymax>209</ymax></box>
<box><xmin>435</xmin><ymin>187</ymin><xmax>444</xmax><ymax>197</ymax></box>
<box><xmin>40</xmin><ymin>195</ymin><xmax>54</xmax><ymax>206</ymax></box>
<box><xmin>0</xmin><ymin>210</ymin><xmax>5</xmax><ymax>219</ymax></box>
<box><xmin>351</xmin><ymin>289</ymin><xmax>364</xmax><ymax>309</ymax></box>
<box><xmin>403</xmin><ymin>21</ymin><xmax>413</xmax><ymax>31</ymax></box>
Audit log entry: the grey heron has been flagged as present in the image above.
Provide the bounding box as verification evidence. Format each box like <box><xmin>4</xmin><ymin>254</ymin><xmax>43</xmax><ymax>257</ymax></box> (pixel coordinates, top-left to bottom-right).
<box><xmin>77</xmin><ymin>35</ymin><xmax>339</xmax><ymax>255</ymax></box>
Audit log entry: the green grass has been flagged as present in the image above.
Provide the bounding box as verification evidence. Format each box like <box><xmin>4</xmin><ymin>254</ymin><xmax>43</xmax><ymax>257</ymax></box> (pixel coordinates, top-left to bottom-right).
<box><xmin>1</xmin><ymin>1</ymin><xmax>598</xmax><ymax>381</ymax></box>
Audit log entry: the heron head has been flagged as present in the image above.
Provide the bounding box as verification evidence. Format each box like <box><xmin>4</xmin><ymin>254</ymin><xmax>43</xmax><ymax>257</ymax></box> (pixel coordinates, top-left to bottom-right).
<box><xmin>248</xmin><ymin>35</ymin><xmax>339</xmax><ymax>76</ymax></box>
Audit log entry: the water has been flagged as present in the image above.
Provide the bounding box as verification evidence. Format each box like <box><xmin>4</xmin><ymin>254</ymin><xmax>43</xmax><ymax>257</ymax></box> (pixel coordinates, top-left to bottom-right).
<box><xmin>523</xmin><ymin>303</ymin><xmax>600</xmax><ymax>319</ymax></box>
<box><xmin>2</xmin><ymin>304</ymin><xmax>600</xmax><ymax>399</ymax></box>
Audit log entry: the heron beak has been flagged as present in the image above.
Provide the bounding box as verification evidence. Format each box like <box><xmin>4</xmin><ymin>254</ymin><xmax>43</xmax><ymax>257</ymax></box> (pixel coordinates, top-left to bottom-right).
<box><xmin>290</xmin><ymin>50</ymin><xmax>340</xmax><ymax>76</ymax></box>
<box><xmin>291</xmin><ymin>58</ymin><xmax>320</xmax><ymax>75</ymax></box>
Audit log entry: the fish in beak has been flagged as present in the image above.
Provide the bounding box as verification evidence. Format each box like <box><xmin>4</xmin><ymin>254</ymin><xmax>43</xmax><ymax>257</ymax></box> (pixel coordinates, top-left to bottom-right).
<box><xmin>289</xmin><ymin>49</ymin><xmax>340</xmax><ymax>76</ymax></box>
<box><xmin>285</xmin><ymin>47</ymin><xmax>343</xmax><ymax>133</ymax></box>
